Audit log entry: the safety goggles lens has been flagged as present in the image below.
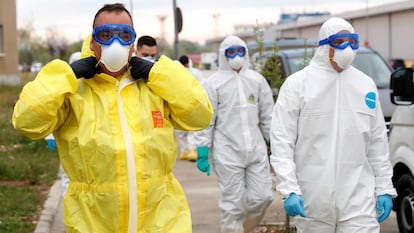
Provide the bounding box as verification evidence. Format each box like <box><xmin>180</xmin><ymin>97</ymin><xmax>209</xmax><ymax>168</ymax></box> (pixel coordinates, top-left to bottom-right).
<box><xmin>93</xmin><ymin>24</ymin><xmax>136</xmax><ymax>46</ymax></box>
<box><xmin>225</xmin><ymin>46</ymin><xmax>247</xmax><ymax>58</ymax></box>
<box><xmin>318</xmin><ymin>33</ymin><xmax>359</xmax><ymax>50</ymax></box>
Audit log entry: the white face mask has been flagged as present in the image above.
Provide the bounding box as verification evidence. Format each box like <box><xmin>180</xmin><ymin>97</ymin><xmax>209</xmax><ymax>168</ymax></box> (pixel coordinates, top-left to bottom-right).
<box><xmin>142</xmin><ymin>56</ymin><xmax>155</xmax><ymax>63</ymax></box>
<box><xmin>333</xmin><ymin>46</ymin><xmax>356</xmax><ymax>69</ymax></box>
<box><xmin>100</xmin><ymin>40</ymin><xmax>130</xmax><ymax>73</ymax></box>
<box><xmin>228</xmin><ymin>56</ymin><xmax>244</xmax><ymax>70</ymax></box>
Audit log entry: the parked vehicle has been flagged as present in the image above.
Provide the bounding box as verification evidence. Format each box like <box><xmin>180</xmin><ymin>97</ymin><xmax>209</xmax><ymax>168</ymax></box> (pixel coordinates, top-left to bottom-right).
<box><xmin>30</xmin><ymin>62</ymin><xmax>43</xmax><ymax>73</ymax></box>
<box><xmin>246</xmin><ymin>37</ymin><xmax>317</xmax><ymax>55</ymax></box>
<box><xmin>388</xmin><ymin>67</ymin><xmax>414</xmax><ymax>233</ymax></box>
<box><xmin>251</xmin><ymin>46</ymin><xmax>396</xmax><ymax>126</ymax></box>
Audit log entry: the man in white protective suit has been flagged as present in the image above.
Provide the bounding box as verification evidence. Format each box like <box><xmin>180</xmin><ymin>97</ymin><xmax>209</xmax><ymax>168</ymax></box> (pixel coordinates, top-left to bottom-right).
<box><xmin>195</xmin><ymin>35</ymin><xmax>274</xmax><ymax>233</ymax></box>
<box><xmin>176</xmin><ymin>54</ymin><xmax>205</xmax><ymax>161</ymax></box>
<box><xmin>269</xmin><ymin>17</ymin><xmax>397</xmax><ymax>233</ymax></box>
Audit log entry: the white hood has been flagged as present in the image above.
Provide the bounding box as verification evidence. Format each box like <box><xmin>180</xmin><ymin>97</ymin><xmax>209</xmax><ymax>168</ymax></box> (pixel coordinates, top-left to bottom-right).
<box><xmin>312</xmin><ymin>17</ymin><xmax>355</xmax><ymax>69</ymax></box>
<box><xmin>218</xmin><ymin>35</ymin><xmax>250</xmax><ymax>71</ymax></box>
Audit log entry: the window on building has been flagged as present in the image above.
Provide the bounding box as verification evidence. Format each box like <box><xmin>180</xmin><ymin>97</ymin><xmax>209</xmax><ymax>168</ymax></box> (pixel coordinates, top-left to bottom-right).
<box><xmin>0</xmin><ymin>25</ymin><xmax>3</xmax><ymax>54</ymax></box>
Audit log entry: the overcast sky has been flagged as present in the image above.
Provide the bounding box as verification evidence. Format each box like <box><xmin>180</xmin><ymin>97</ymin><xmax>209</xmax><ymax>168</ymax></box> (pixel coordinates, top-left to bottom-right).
<box><xmin>17</xmin><ymin>0</ymin><xmax>404</xmax><ymax>44</ymax></box>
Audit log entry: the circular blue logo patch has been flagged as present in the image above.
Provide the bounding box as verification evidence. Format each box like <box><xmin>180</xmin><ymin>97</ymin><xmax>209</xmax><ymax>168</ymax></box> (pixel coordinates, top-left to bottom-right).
<box><xmin>365</xmin><ymin>92</ymin><xmax>376</xmax><ymax>109</ymax></box>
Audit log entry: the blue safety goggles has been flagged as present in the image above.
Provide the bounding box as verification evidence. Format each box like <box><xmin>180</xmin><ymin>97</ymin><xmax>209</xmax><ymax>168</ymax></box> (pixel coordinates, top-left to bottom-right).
<box><xmin>318</xmin><ymin>33</ymin><xmax>359</xmax><ymax>50</ymax></box>
<box><xmin>225</xmin><ymin>46</ymin><xmax>247</xmax><ymax>58</ymax></box>
<box><xmin>92</xmin><ymin>24</ymin><xmax>136</xmax><ymax>46</ymax></box>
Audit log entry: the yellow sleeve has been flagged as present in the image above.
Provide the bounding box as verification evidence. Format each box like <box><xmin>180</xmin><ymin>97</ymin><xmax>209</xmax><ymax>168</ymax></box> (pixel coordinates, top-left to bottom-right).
<box><xmin>147</xmin><ymin>55</ymin><xmax>213</xmax><ymax>131</ymax></box>
<box><xmin>12</xmin><ymin>59</ymin><xmax>78</xmax><ymax>140</ymax></box>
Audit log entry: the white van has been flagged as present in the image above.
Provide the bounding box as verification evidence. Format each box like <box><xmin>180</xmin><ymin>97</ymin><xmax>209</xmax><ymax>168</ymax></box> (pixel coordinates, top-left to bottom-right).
<box><xmin>388</xmin><ymin>67</ymin><xmax>414</xmax><ymax>233</ymax></box>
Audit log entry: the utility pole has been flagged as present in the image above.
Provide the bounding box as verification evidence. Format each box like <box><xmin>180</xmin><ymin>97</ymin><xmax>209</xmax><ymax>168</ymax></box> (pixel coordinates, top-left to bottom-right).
<box><xmin>212</xmin><ymin>13</ymin><xmax>220</xmax><ymax>37</ymax></box>
<box><xmin>173</xmin><ymin>0</ymin><xmax>179</xmax><ymax>59</ymax></box>
<box><xmin>157</xmin><ymin>15</ymin><xmax>168</xmax><ymax>39</ymax></box>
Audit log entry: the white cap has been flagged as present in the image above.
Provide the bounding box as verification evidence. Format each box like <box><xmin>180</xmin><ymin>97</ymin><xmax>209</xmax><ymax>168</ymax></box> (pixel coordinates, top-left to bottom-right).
<box><xmin>69</xmin><ymin>51</ymin><xmax>82</xmax><ymax>64</ymax></box>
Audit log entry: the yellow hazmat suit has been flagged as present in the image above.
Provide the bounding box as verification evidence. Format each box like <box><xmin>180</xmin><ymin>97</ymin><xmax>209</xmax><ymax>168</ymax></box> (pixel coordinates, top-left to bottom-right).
<box><xmin>12</xmin><ymin>43</ymin><xmax>213</xmax><ymax>232</ymax></box>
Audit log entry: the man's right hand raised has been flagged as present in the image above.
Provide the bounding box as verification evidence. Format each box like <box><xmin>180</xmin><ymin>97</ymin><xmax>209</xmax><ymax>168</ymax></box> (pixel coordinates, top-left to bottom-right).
<box><xmin>70</xmin><ymin>57</ymin><xmax>98</xmax><ymax>79</ymax></box>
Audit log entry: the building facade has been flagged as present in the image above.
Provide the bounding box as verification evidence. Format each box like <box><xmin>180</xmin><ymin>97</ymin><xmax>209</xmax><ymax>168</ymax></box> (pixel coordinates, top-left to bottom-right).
<box><xmin>0</xmin><ymin>0</ymin><xmax>19</xmax><ymax>85</ymax></box>
<box><xmin>273</xmin><ymin>0</ymin><xmax>414</xmax><ymax>64</ymax></box>
<box><xmin>204</xmin><ymin>1</ymin><xmax>414</xmax><ymax>67</ymax></box>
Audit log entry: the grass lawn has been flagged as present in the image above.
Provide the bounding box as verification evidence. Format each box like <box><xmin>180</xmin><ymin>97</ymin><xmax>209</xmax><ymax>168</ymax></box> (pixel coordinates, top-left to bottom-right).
<box><xmin>0</xmin><ymin>72</ymin><xmax>60</xmax><ymax>233</ymax></box>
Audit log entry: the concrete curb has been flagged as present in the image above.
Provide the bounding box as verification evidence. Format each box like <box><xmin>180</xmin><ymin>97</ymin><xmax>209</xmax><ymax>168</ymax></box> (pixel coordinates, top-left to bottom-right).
<box><xmin>34</xmin><ymin>180</ymin><xmax>61</xmax><ymax>233</ymax></box>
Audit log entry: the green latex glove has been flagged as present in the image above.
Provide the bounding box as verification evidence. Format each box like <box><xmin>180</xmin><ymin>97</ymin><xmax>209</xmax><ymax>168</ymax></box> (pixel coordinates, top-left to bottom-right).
<box><xmin>196</xmin><ymin>146</ymin><xmax>210</xmax><ymax>176</ymax></box>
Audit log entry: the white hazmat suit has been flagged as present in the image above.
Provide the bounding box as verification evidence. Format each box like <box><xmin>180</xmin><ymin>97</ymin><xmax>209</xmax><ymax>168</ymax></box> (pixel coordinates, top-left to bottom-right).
<box><xmin>270</xmin><ymin>17</ymin><xmax>397</xmax><ymax>232</ymax></box>
<box><xmin>187</xmin><ymin>59</ymin><xmax>205</xmax><ymax>84</ymax></box>
<box><xmin>195</xmin><ymin>35</ymin><xmax>274</xmax><ymax>233</ymax></box>
<box><xmin>176</xmin><ymin>57</ymin><xmax>206</xmax><ymax>161</ymax></box>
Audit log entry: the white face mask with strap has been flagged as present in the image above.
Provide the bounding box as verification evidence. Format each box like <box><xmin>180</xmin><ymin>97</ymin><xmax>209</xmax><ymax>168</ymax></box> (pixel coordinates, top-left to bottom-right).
<box><xmin>100</xmin><ymin>40</ymin><xmax>131</xmax><ymax>73</ymax></box>
<box><xmin>142</xmin><ymin>56</ymin><xmax>155</xmax><ymax>63</ymax></box>
<box><xmin>228</xmin><ymin>56</ymin><xmax>244</xmax><ymax>70</ymax></box>
<box><xmin>333</xmin><ymin>46</ymin><xmax>356</xmax><ymax>69</ymax></box>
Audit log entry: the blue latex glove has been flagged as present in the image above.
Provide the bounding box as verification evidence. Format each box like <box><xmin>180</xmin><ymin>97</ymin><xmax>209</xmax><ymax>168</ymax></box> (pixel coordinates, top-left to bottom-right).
<box><xmin>377</xmin><ymin>194</ymin><xmax>393</xmax><ymax>223</ymax></box>
<box><xmin>283</xmin><ymin>193</ymin><xmax>307</xmax><ymax>217</ymax></box>
<box><xmin>196</xmin><ymin>146</ymin><xmax>210</xmax><ymax>176</ymax></box>
<box><xmin>46</xmin><ymin>139</ymin><xmax>56</xmax><ymax>151</ymax></box>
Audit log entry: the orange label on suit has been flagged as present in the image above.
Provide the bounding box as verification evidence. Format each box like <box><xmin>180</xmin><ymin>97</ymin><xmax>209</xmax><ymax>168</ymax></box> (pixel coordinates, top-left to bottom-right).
<box><xmin>152</xmin><ymin>111</ymin><xmax>164</xmax><ymax>128</ymax></box>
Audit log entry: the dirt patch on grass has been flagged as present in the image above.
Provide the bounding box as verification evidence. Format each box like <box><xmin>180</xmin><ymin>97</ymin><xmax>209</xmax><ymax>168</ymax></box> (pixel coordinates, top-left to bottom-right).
<box><xmin>0</xmin><ymin>181</ymin><xmax>50</xmax><ymax>192</ymax></box>
<box><xmin>0</xmin><ymin>180</ymin><xmax>27</xmax><ymax>187</ymax></box>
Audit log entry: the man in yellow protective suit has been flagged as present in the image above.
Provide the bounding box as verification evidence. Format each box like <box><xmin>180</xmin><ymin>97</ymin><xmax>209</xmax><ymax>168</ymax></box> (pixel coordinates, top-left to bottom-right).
<box><xmin>12</xmin><ymin>3</ymin><xmax>213</xmax><ymax>233</ymax></box>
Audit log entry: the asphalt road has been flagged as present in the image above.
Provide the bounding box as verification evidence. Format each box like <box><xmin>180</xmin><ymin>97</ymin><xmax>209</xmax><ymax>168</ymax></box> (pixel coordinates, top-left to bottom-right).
<box><xmin>176</xmin><ymin>159</ymin><xmax>400</xmax><ymax>233</ymax></box>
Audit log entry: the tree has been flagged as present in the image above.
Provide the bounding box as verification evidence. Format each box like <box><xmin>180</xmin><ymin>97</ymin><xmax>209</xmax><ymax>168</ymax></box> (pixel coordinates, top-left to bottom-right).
<box><xmin>179</xmin><ymin>40</ymin><xmax>209</xmax><ymax>55</ymax></box>
<box><xmin>251</xmin><ymin>23</ymin><xmax>282</xmax><ymax>100</ymax></box>
<box><xmin>46</xmin><ymin>28</ymin><xmax>68</xmax><ymax>60</ymax></box>
<box><xmin>18</xmin><ymin>24</ymin><xmax>49</xmax><ymax>66</ymax></box>
<box><xmin>252</xmin><ymin>23</ymin><xmax>312</xmax><ymax>100</ymax></box>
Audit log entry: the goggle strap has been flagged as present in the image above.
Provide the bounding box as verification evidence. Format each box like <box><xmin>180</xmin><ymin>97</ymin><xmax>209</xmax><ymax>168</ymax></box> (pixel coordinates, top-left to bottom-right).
<box><xmin>93</xmin><ymin>24</ymin><xmax>136</xmax><ymax>46</ymax></box>
<box><xmin>318</xmin><ymin>39</ymin><xmax>329</xmax><ymax>46</ymax></box>
<box><xmin>318</xmin><ymin>33</ymin><xmax>359</xmax><ymax>50</ymax></box>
